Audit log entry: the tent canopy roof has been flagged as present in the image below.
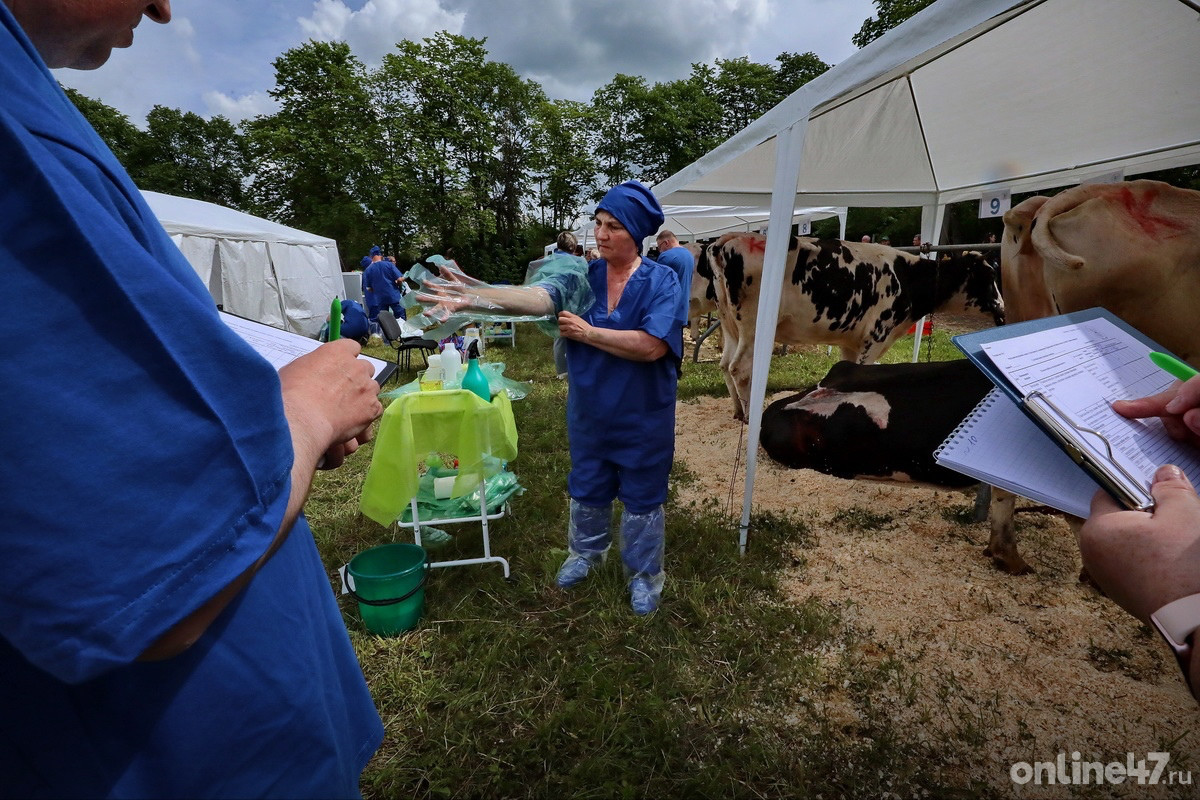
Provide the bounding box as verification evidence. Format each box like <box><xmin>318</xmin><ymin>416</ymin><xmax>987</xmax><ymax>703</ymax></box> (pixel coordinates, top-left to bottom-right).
<box><xmin>141</xmin><ymin>190</ymin><xmax>336</xmax><ymax>248</ymax></box>
<box><xmin>654</xmin><ymin>0</ymin><xmax>1200</xmax><ymax>210</ymax></box>
<box><xmin>574</xmin><ymin>204</ymin><xmax>846</xmax><ymax>244</ymax></box>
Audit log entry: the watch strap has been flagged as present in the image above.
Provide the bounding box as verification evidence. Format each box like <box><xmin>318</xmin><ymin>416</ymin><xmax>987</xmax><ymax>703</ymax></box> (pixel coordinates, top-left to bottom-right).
<box><xmin>1150</xmin><ymin>592</ymin><xmax>1200</xmax><ymax>694</ymax></box>
<box><xmin>1151</xmin><ymin>593</ymin><xmax>1200</xmax><ymax>648</ymax></box>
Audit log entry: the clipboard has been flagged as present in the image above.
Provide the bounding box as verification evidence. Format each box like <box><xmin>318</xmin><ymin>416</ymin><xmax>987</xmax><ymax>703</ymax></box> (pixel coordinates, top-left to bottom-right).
<box><xmin>952</xmin><ymin>308</ymin><xmax>1192</xmax><ymax>512</ymax></box>
<box><xmin>220</xmin><ymin>310</ymin><xmax>396</xmax><ymax>385</ymax></box>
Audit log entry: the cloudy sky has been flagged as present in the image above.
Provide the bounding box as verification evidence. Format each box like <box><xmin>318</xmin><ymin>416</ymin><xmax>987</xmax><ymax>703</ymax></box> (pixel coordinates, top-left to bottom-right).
<box><xmin>55</xmin><ymin>0</ymin><xmax>877</xmax><ymax>125</ymax></box>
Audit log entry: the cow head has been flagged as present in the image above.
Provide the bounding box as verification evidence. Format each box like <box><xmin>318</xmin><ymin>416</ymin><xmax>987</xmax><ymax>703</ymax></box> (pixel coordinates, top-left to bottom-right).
<box><xmin>1001</xmin><ymin>195</ymin><xmax>1055</xmax><ymax>323</ymax></box>
<box><xmin>937</xmin><ymin>251</ymin><xmax>1006</xmax><ymax>326</ymax></box>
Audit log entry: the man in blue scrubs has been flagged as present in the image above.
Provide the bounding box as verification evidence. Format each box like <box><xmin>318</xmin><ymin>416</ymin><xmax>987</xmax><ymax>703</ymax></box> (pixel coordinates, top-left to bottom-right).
<box><xmin>362</xmin><ymin>247</ymin><xmax>407</xmax><ymax>321</ymax></box>
<box><xmin>0</xmin><ymin>2</ymin><xmax>384</xmax><ymax>796</ymax></box>
<box><xmin>653</xmin><ymin>229</ymin><xmax>695</xmax><ymax>329</ymax></box>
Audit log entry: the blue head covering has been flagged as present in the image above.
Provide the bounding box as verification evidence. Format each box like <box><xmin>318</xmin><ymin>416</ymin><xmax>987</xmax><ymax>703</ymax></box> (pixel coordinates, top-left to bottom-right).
<box><xmin>596</xmin><ymin>181</ymin><xmax>664</xmax><ymax>253</ymax></box>
<box><xmin>369</xmin><ymin>245</ymin><xmax>381</xmax><ymax>256</ymax></box>
<box><xmin>360</xmin><ymin>256</ymin><xmax>371</xmax><ymax>269</ymax></box>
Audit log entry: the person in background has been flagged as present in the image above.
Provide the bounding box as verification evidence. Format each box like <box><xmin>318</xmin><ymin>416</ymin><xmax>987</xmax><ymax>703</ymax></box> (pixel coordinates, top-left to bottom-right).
<box><xmin>586</xmin><ymin>247</ymin><xmax>600</xmax><ymax>262</ymax></box>
<box><xmin>0</xmin><ymin>1</ymin><xmax>384</xmax><ymax>795</ymax></box>
<box><xmin>574</xmin><ymin>243</ymin><xmax>585</xmax><ymax>257</ymax></box>
<box><xmin>362</xmin><ymin>246</ymin><xmax>407</xmax><ymax>321</ymax></box>
<box><xmin>525</xmin><ymin>230</ymin><xmax>579</xmax><ymax>379</ymax></box>
<box><xmin>324</xmin><ymin>299</ymin><xmax>370</xmax><ymax>345</ymax></box>
<box><xmin>880</xmin><ymin>235</ymin><xmax>891</xmax><ymax>246</ymax></box>
<box><xmin>418</xmin><ymin>181</ymin><xmax>682</xmax><ymax>614</ymax></box>
<box><xmin>654</xmin><ymin>229</ymin><xmax>695</xmax><ymax>330</ymax></box>
<box><xmin>361</xmin><ymin>245</ymin><xmax>383</xmax><ymax>319</ymax></box>
<box><xmin>860</xmin><ymin>234</ymin><xmax>872</xmax><ymax>243</ymax></box>
<box><xmin>1079</xmin><ymin>374</ymin><xmax>1200</xmax><ymax>703</ymax></box>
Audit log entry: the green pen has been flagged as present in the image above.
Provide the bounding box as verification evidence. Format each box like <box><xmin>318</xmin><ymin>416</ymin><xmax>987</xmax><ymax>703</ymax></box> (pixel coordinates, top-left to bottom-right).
<box><xmin>329</xmin><ymin>298</ymin><xmax>342</xmax><ymax>342</ymax></box>
<box><xmin>1149</xmin><ymin>351</ymin><xmax>1198</xmax><ymax>381</ymax></box>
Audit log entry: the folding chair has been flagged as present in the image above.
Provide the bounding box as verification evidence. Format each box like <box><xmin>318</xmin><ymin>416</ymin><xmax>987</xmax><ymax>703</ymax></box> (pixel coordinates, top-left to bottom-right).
<box><xmin>377</xmin><ymin>310</ymin><xmax>437</xmax><ymax>376</ymax></box>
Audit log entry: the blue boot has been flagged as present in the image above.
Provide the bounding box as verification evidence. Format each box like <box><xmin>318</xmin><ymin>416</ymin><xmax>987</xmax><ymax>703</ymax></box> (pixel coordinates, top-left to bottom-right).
<box><xmin>619</xmin><ymin>506</ymin><xmax>665</xmax><ymax>614</ymax></box>
<box><xmin>555</xmin><ymin>499</ymin><xmax>612</xmax><ymax>588</ymax></box>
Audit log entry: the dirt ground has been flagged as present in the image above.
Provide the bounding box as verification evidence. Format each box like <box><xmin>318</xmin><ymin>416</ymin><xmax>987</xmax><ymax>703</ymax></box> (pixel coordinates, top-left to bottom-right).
<box><xmin>672</xmin><ymin>328</ymin><xmax>1200</xmax><ymax>794</ymax></box>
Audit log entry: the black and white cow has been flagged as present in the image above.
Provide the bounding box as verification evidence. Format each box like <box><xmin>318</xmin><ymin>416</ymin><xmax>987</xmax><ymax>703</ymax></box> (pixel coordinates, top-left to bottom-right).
<box><xmin>709</xmin><ymin>232</ymin><xmax>1005</xmax><ymax>420</ymax></box>
<box><xmin>760</xmin><ymin>359</ymin><xmax>993</xmax><ymax>485</ymax></box>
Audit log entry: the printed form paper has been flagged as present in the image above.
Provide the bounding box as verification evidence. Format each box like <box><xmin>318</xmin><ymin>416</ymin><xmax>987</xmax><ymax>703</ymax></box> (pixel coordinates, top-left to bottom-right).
<box><xmin>980</xmin><ymin>317</ymin><xmax>1200</xmax><ymax>492</ymax></box>
<box><xmin>220</xmin><ymin>311</ymin><xmax>391</xmax><ymax>382</ymax></box>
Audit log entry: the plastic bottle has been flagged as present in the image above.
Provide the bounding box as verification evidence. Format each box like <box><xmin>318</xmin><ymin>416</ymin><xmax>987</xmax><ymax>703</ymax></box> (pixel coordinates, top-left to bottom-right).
<box><xmin>461</xmin><ymin>340</ymin><xmax>491</xmax><ymax>401</ymax></box>
<box><xmin>421</xmin><ymin>354</ymin><xmax>443</xmax><ymax>391</ymax></box>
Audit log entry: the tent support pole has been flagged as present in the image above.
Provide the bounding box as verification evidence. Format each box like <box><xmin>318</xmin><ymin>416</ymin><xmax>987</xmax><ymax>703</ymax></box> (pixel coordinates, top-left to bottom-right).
<box><xmin>910</xmin><ymin>201</ymin><xmax>946</xmax><ymax>362</ymax></box>
<box><xmin>738</xmin><ymin>120</ymin><xmax>808</xmax><ymax>556</ymax></box>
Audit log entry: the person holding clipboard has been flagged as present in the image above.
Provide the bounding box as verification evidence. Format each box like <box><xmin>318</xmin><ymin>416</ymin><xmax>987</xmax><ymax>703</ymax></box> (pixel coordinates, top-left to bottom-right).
<box><xmin>1080</xmin><ymin>366</ymin><xmax>1200</xmax><ymax>703</ymax></box>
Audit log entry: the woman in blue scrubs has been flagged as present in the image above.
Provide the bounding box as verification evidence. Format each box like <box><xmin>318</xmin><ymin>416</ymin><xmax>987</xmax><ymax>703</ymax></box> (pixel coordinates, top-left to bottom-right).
<box><xmin>418</xmin><ymin>182</ymin><xmax>682</xmax><ymax>614</ymax></box>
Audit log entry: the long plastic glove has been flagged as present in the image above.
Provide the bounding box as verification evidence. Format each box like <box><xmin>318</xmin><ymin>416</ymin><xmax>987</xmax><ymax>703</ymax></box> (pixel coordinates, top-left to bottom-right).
<box><xmin>407</xmin><ymin>254</ymin><xmax>593</xmax><ymax>341</ymax></box>
<box><xmin>619</xmin><ymin>505</ymin><xmax>666</xmax><ymax>614</ymax></box>
<box><xmin>555</xmin><ymin>499</ymin><xmax>613</xmax><ymax>588</ymax></box>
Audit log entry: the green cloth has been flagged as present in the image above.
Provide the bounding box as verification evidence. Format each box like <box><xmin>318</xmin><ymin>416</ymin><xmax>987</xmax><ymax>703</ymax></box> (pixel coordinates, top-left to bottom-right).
<box><xmin>360</xmin><ymin>389</ymin><xmax>518</xmax><ymax>526</ymax></box>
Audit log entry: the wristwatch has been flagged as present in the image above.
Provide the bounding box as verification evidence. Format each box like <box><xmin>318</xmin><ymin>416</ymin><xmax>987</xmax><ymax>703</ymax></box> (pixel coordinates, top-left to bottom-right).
<box><xmin>1150</xmin><ymin>593</ymin><xmax>1200</xmax><ymax>694</ymax></box>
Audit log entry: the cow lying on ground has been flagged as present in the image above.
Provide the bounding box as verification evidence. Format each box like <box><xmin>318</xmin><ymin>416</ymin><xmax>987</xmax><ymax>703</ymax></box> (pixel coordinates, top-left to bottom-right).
<box><xmin>709</xmin><ymin>232</ymin><xmax>1005</xmax><ymax>420</ymax></box>
<box><xmin>761</xmin><ymin>359</ymin><xmax>992</xmax><ymax>485</ymax></box>
<box><xmin>981</xmin><ymin>179</ymin><xmax>1200</xmax><ymax>574</ymax></box>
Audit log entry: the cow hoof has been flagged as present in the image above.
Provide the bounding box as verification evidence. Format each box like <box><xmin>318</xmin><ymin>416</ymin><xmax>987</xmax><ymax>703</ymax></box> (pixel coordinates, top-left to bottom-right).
<box><xmin>983</xmin><ymin>546</ymin><xmax>1033</xmax><ymax>575</ymax></box>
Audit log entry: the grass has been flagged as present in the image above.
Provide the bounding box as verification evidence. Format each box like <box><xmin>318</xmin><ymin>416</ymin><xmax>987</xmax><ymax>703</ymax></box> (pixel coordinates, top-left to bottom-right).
<box><xmin>307</xmin><ymin>322</ymin><xmax>999</xmax><ymax>799</ymax></box>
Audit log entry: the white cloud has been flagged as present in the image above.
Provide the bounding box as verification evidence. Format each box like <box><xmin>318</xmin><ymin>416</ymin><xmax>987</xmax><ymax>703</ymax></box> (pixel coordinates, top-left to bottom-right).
<box><xmin>203</xmin><ymin>90</ymin><xmax>280</xmax><ymax>123</ymax></box>
<box><xmin>298</xmin><ymin>0</ymin><xmax>466</xmax><ymax>63</ymax></box>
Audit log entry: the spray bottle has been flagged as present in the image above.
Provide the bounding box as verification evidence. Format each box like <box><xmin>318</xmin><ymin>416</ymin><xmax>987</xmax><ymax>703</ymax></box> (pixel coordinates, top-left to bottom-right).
<box><xmin>461</xmin><ymin>340</ymin><xmax>490</xmax><ymax>401</ymax></box>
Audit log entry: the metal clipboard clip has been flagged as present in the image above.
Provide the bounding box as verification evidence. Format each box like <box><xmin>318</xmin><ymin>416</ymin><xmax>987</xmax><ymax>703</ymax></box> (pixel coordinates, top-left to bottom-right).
<box><xmin>1023</xmin><ymin>390</ymin><xmax>1155</xmax><ymax>512</ymax></box>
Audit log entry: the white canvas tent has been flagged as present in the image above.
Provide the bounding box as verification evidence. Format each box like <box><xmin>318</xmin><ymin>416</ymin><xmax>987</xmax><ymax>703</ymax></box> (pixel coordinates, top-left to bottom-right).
<box><xmin>649</xmin><ymin>0</ymin><xmax>1200</xmax><ymax>552</ymax></box>
<box><xmin>142</xmin><ymin>190</ymin><xmax>343</xmax><ymax>337</ymax></box>
<box><xmin>567</xmin><ymin>204</ymin><xmax>848</xmax><ymax>254</ymax></box>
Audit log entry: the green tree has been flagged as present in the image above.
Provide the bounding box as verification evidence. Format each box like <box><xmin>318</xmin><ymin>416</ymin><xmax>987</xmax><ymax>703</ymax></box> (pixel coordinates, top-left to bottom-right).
<box><xmin>63</xmin><ymin>87</ymin><xmax>146</xmax><ymax>168</ymax></box>
<box><xmin>712</xmin><ymin>57</ymin><xmax>782</xmax><ymax>139</ymax></box>
<box><xmin>852</xmin><ymin>0</ymin><xmax>937</xmax><ymax>48</ymax></box>
<box><xmin>133</xmin><ymin>106</ymin><xmax>249</xmax><ymax>209</ymax></box>
<box><xmin>530</xmin><ymin>99</ymin><xmax>599</xmax><ymax>232</ymax></box>
<box><xmin>244</xmin><ymin>40</ymin><xmax>375</xmax><ymax>262</ymax></box>
<box><xmin>774</xmin><ymin>51</ymin><xmax>830</xmax><ymax>96</ymax></box>
<box><xmin>590</xmin><ymin>73</ymin><xmax>650</xmax><ymax>193</ymax></box>
<box><xmin>636</xmin><ymin>67</ymin><xmax>725</xmax><ymax>186</ymax></box>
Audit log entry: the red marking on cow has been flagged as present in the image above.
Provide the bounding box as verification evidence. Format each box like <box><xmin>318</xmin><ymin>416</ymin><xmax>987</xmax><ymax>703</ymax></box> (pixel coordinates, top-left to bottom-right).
<box><xmin>1110</xmin><ymin>185</ymin><xmax>1188</xmax><ymax>240</ymax></box>
<box><xmin>746</xmin><ymin>237</ymin><xmax>767</xmax><ymax>254</ymax></box>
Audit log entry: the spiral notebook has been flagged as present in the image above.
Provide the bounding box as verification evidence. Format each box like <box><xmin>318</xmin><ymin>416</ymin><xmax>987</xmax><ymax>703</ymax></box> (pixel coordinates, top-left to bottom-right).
<box><xmin>934</xmin><ymin>388</ymin><xmax>1100</xmax><ymax>518</ymax></box>
<box><xmin>936</xmin><ymin>308</ymin><xmax>1200</xmax><ymax>516</ymax></box>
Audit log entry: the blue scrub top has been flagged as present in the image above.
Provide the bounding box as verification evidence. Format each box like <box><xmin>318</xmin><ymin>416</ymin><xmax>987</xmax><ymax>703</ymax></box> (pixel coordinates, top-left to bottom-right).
<box><xmin>543</xmin><ymin>257</ymin><xmax>682</xmax><ymax>456</ymax></box>
<box><xmin>0</xmin><ymin>6</ymin><xmax>382</xmax><ymax>796</ymax></box>
<box><xmin>363</xmin><ymin>260</ymin><xmax>405</xmax><ymax>306</ymax></box>
<box><xmin>341</xmin><ymin>298</ymin><xmax>369</xmax><ymax>340</ymax></box>
<box><xmin>655</xmin><ymin>246</ymin><xmax>695</xmax><ymax>326</ymax></box>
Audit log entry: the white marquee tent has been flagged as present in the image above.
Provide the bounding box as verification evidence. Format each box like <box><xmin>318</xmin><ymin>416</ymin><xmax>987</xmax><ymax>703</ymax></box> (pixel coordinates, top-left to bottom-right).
<box><xmin>569</xmin><ymin>204</ymin><xmax>848</xmax><ymax>251</ymax></box>
<box><xmin>143</xmin><ymin>190</ymin><xmax>343</xmax><ymax>337</ymax></box>
<box><xmin>649</xmin><ymin>0</ymin><xmax>1200</xmax><ymax>552</ymax></box>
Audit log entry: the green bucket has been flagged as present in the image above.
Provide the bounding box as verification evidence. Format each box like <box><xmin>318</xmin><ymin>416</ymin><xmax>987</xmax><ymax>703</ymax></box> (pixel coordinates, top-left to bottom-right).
<box><xmin>346</xmin><ymin>543</ymin><xmax>428</xmax><ymax>635</ymax></box>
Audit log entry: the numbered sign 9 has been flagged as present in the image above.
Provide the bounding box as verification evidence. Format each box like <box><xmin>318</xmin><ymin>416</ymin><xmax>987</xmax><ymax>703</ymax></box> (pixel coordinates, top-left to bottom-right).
<box><xmin>979</xmin><ymin>189</ymin><xmax>1011</xmax><ymax>219</ymax></box>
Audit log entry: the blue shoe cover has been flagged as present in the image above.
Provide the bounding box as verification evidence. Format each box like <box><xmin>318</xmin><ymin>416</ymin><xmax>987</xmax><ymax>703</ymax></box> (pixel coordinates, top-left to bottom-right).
<box><xmin>556</xmin><ymin>554</ymin><xmax>595</xmax><ymax>588</ymax></box>
<box><xmin>629</xmin><ymin>574</ymin><xmax>664</xmax><ymax>615</ymax></box>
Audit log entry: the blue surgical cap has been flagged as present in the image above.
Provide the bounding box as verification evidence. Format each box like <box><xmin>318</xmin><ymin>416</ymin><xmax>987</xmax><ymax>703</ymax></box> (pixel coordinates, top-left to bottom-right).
<box><xmin>596</xmin><ymin>181</ymin><xmax>664</xmax><ymax>251</ymax></box>
<box><xmin>360</xmin><ymin>256</ymin><xmax>371</xmax><ymax>269</ymax></box>
<box><xmin>370</xmin><ymin>246</ymin><xmax>381</xmax><ymax>256</ymax></box>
